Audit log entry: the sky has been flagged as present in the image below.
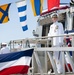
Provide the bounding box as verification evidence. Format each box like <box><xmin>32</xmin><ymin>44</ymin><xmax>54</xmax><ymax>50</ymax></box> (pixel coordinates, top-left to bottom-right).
<box><xmin>0</xmin><ymin>0</ymin><xmax>70</xmax><ymax>43</ymax></box>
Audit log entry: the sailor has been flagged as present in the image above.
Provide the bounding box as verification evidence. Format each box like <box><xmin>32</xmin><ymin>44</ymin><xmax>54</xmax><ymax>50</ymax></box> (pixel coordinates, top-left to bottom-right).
<box><xmin>0</xmin><ymin>42</ymin><xmax>10</xmax><ymax>54</ymax></box>
<box><xmin>48</xmin><ymin>13</ymin><xmax>64</xmax><ymax>73</ymax></box>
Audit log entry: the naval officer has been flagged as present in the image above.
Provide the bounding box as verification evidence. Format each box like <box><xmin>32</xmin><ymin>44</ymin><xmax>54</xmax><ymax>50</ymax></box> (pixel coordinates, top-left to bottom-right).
<box><xmin>48</xmin><ymin>13</ymin><xmax>64</xmax><ymax>73</ymax></box>
<box><xmin>0</xmin><ymin>42</ymin><xmax>10</xmax><ymax>54</ymax></box>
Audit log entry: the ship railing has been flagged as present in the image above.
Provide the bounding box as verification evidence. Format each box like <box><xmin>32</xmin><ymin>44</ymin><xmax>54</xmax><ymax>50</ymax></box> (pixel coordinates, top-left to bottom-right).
<box><xmin>6</xmin><ymin>33</ymin><xmax>74</xmax><ymax>75</ymax></box>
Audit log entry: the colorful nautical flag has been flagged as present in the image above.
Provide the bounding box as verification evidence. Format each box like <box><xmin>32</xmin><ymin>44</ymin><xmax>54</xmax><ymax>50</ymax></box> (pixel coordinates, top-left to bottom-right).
<box><xmin>0</xmin><ymin>3</ymin><xmax>11</xmax><ymax>23</ymax></box>
<box><xmin>0</xmin><ymin>49</ymin><xmax>34</xmax><ymax>75</ymax></box>
<box><xmin>16</xmin><ymin>0</ymin><xmax>28</xmax><ymax>31</ymax></box>
<box><xmin>47</xmin><ymin>0</ymin><xmax>60</xmax><ymax>10</ymax></box>
<box><xmin>30</xmin><ymin>0</ymin><xmax>43</xmax><ymax>16</ymax></box>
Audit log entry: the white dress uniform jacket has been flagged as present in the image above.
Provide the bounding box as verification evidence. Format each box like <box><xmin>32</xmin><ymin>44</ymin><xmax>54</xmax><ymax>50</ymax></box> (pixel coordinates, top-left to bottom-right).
<box><xmin>48</xmin><ymin>21</ymin><xmax>64</xmax><ymax>46</ymax></box>
<box><xmin>0</xmin><ymin>47</ymin><xmax>10</xmax><ymax>54</ymax></box>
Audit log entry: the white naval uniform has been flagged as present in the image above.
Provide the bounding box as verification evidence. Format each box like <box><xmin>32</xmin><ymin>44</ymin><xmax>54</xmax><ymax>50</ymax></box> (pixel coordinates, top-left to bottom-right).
<box><xmin>48</xmin><ymin>21</ymin><xmax>64</xmax><ymax>73</ymax></box>
<box><xmin>0</xmin><ymin>47</ymin><xmax>10</xmax><ymax>54</ymax></box>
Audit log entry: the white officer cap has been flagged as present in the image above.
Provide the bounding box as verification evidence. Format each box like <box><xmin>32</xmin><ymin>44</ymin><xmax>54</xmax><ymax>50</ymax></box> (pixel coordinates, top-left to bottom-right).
<box><xmin>51</xmin><ymin>13</ymin><xmax>59</xmax><ymax>18</ymax></box>
<box><xmin>1</xmin><ymin>42</ymin><xmax>7</xmax><ymax>46</ymax></box>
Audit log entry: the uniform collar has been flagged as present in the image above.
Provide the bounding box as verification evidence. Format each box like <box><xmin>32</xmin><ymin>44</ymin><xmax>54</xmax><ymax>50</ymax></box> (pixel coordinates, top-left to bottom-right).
<box><xmin>53</xmin><ymin>21</ymin><xmax>58</xmax><ymax>25</ymax></box>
